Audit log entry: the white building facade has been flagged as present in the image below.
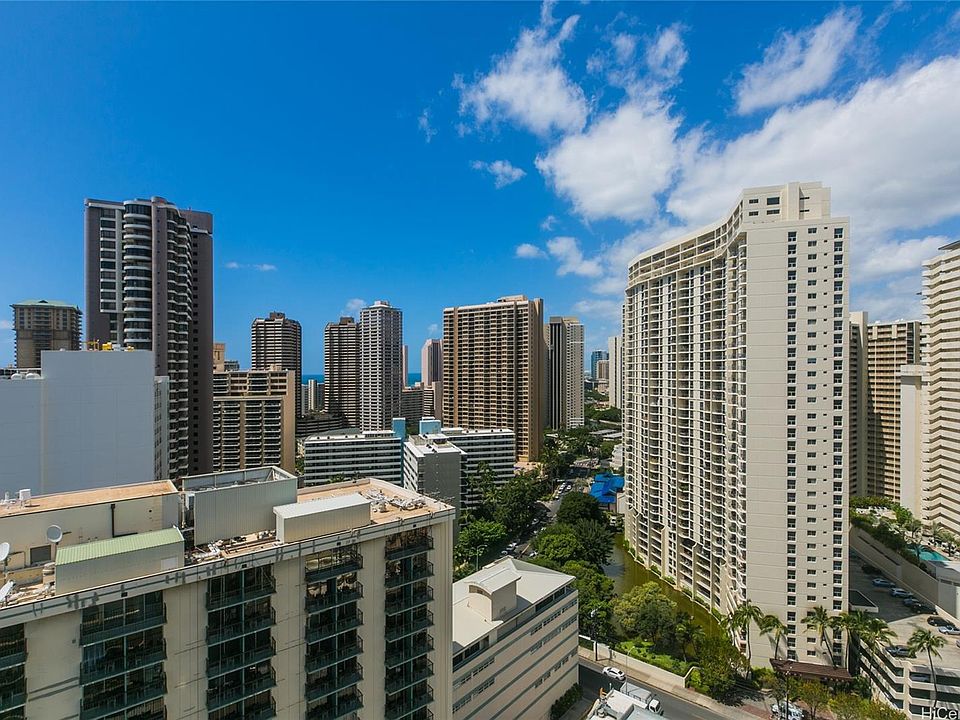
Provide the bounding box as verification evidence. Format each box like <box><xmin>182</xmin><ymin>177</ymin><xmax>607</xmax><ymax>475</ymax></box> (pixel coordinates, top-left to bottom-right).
<box><xmin>303</xmin><ymin>430</ymin><xmax>403</xmax><ymax>486</ymax></box>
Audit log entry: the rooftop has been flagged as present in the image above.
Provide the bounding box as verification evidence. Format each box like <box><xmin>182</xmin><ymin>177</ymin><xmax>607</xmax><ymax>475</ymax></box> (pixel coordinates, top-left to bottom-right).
<box><xmin>452</xmin><ymin>558</ymin><xmax>573</xmax><ymax>650</ymax></box>
<box><xmin>0</xmin><ymin>480</ymin><xmax>176</xmax><ymax>517</ymax></box>
<box><xmin>11</xmin><ymin>299</ymin><xmax>81</xmax><ymax>310</ymax></box>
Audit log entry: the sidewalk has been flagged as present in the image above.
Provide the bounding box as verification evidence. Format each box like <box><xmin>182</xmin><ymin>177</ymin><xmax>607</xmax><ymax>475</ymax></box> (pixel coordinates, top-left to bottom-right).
<box><xmin>579</xmin><ymin>645</ymin><xmax>771</xmax><ymax>720</ymax></box>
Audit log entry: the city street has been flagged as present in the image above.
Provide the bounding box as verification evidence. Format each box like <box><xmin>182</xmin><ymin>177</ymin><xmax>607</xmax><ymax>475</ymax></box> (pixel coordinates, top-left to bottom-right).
<box><xmin>579</xmin><ymin>659</ymin><xmax>746</xmax><ymax>720</ymax></box>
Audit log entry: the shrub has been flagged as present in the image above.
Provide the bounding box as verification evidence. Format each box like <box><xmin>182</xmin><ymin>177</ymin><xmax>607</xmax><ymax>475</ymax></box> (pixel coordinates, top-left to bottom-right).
<box><xmin>550</xmin><ymin>684</ymin><xmax>582</xmax><ymax>720</ymax></box>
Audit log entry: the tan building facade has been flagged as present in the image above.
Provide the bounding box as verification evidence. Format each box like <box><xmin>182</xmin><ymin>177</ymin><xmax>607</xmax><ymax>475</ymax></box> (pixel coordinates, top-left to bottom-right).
<box><xmin>0</xmin><ymin>469</ymin><xmax>453</xmax><ymax>720</ymax></box>
<box><xmin>252</xmin><ymin>312</ymin><xmax>303</xmax><ymax>418</ymax></box>
<box><xmin>11</xmin><ymin>299</ymin><xmax>81</xmax><ymax>369</ymax></box>
<box><xmin>547</xmin><ymin>316</ymin><xmax>585</xmax><ymax>429</ymax></box>
<box><xmin>442</xmin><ymin>295</ymin><xmax>545</xmax><ymax>461</ymax></box>
<box><xmin>212</xmin><ymin>368</ymin><xmax>297</xmax><ymax>474</ymax></box>
<box><xmin>623</xmin><ymin>182</ymin><xmax>849</xmax><ymax>665</ymax></box>
<box><xmin>849</xmin><ymin>312</ymin><xmax>921</xmax><ymax>500</ymax></box>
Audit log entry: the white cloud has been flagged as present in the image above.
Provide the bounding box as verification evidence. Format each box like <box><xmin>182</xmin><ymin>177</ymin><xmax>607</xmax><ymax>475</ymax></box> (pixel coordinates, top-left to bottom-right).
<box><xmin>342</xmin><ymin>298</ymin><xmax>367</xmax><ymax>316</ymax></box>
<box><xmin>734</xmin><ymin>8</ymin><xmax>860</xmax><ymax>114</ymax></box>
<box><xmin>0</xmin><ymin>320</ymin><xmax>12</xmax><ymax>331</ymax></box>
<box><xmin>225</xmin><ymin>261</ymin><xmax>241</xmax><ymax>270</ymax></box>
<box><xmin>547</xmin><ymin>236</ymin><xmax>603</xmax><ymax>277</ymax></box>
<box><xmin>612</xmin><ymin>34</ymin><xmax>637</xmax><ymax>65</ymax></box>
<box><xmin>253</xmin><ymin>264</ymin><xmax>277</xmax><ymax>272</ymax></box>
<box><xmin>418</xmin><ymin>109</ymin><xmax>437</xmax><ymax>143</ymax></box>
<box><xmin>671</xmin><ymin>55</ymin><xmax>960</xmax><ymax>249</ymax></box>
<box><xmin>457</xmin><ymin>6</ymin><xmax>588</xmax><ymax>136</ymax></box>
<box><xmin>516</xmin><ymin>243</ymin><xmax>547</xmax><ymax>259</ymax></box>
<box><xmin>427</xmin><ymin>323</ymin><xmax>440</xmax><ymax>335</ymax></box>
<box><xmin>645</xmin><ymin>24</ymin><xmax>687</xmax><ymax>81</ymax></box>
<box><xmin>226</xmin><ymin>261</ymin><xmax>277</xmax><ymax>272</ymax></box>
<box><xmin>540</xmin><ymin>214</ymin><xmax>558</xmax><ymax>231</ymax></box>
<box><xmin>472</xmin><ymin>159</ymin><xmax>527</xmax><ymax>188</ymax></box>
<box><xmin>571</xmin><ymin>298</ymin><xmax>622</xmax><ymax>321</ymax></box>
<box><xmin>537</xmin><ymin>101</ymin><xmax>681</xmax><ymax>222</ymax></box>
<box><xmin>856</xmin><ymin>236</ymin><xmax>948</xmax><ymax>281</ymax></box>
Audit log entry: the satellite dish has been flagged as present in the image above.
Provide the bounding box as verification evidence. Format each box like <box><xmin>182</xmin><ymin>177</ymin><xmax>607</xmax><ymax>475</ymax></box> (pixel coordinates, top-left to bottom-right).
<box><xmin>0</xmin><ymin>543</ymin><xmax>9</xmax><ymax>563</ymax></box>
<box><xmin>46</xmin><ymin>525</ymin><xmax>63</xmax><ymax>544</ymax></box>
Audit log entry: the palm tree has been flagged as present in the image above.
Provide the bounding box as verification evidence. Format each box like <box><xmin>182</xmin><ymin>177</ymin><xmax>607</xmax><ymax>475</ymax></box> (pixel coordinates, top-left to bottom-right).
<box><xmin>760</xmin><ymin>614</ymin><xmax>788</xmax><ymax>660</ymax></box>
<box><xmin>803</xmin><ymin>606</ymin><xmax>834</xmax><ymax>665</ymax></box>
<box><xmin>726</xmin><ymin>601</ymin><xmax>764</xmax><ymax>667</ymax></box>
<box><xmin>831</xmin><ymin>610</ymin><xmax>870</xmax><ymax>671</ymax></box>
<box><xmin>908</xmin><ymin>629</ymin><xmax>946</xmax><ymax>711</ymax></box>
<box><xmin>863</xmin><ymin>617</ymin><xmax>896</xmax><ymax>653</ymax></box>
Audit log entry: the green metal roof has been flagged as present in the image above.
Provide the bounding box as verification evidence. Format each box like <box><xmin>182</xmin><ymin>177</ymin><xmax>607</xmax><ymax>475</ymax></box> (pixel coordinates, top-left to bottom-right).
<box><xmin>57</xmin><ymin>527</ymin><xmax>183</xmax><ymax>566</ymax></box>
<box><xmin>11</xmin><ymin>299</ymin><xmax>81</xmax><ymax>310</ymax></box>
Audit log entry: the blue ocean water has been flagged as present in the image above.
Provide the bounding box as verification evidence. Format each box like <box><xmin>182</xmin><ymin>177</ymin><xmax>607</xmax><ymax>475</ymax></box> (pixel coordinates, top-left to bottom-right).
<box><xmin>303</xmin><ymin>372</ymin><xmax>421</xmax><ymax>386</ymax></box>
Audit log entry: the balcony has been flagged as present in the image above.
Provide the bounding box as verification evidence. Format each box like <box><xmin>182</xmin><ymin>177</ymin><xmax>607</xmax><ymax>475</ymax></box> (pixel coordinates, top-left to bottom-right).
<box><xmin>385</xmin><ymin>562</ymin><xmax>434</xmax><ymax>589</ymax></box>
<box><xmin>0</xmin><ymin>640</ymin><xmax>26</xmax><ymax>670</ymax></box>
<box><xmin>304</xmin><ymin>669</ymin><xmax>363</xmax><ymax>702</ymax></box>
<box><xmin>306</xmin><ymin>612</ymin><xmax>363</xmax><ymax>644</ymax></box>
<box><xmin>206</xmin><ymin>577</ymin><xmax>277</xmax><ymax>611</ymax></box>
<box><xmin>215</xmin><ymin>698</ymin><xmax>277</xmax><ymax>720</ymax></box>
<box><xmin>305</xmin><ymin>640</ymin><xmax>363</xmax><ymax>673</ymax></box>
<box><xmin>385</xmin><ymin>660</ymin><xmax>433</xmax><ymax>694</ymax></box>
<box><xmin>80</xmin><ymin>645</ymin><xmax>166</xmax><ymax>685</ymax></box>
<box><xmin>385</xmin><ymin>636</ymin><xmax>434</xmax><ymax>669</ymax></box>
<box><xmin>80</xmin><ymin>674</ymin><xmax>166</xmax><ymax>720</ymax></box>
<box><xmin>385</xmin><ymin>587</ymin><xmax>433</xmax><ymax>616</ymax></box>
<box><xmin>385</xmin><ymin>536</ymin><xmax>433</xmax><ymax>562</ymax></box>
<box><xmin>385</xmin><ymin>612</ymin><xmax>434</xmax><ymax>643</ymax></box>
<box><xmin>208</xmin><ymin>639</ymin><xmax>276</xmax><ymax>678</ymax></box>
<box><xmin>306</xmin><ymin>692</ymin><xmax>363</xmax><ymax>720</ymax></box>
<box><xmin>80</xmin><ymin>603</ymin><xmax>166</xmax><ymax>646</ymax></box>
<box><xmin>0</xmin><ymin>690</ymin><xmax>26</xmax><ymax>713</ymax></box>
<box><xmin>305</xmin><ymin>586</ymin><xmax>362</xmax><ymax>615</ymax></box>
<box><xmin>207</xmin><ymin>669</ymin><xmax>277</xmax><ymax>712</ymax></box>
<box><xmin>385</xmin><ymin>687</ymin><xmax>433</xmax><ymax>720</ymax></box>
<box><xmin>207</xmin><ymin>609</ymin><xmax>276</xmax><ymax>645</ymax></box>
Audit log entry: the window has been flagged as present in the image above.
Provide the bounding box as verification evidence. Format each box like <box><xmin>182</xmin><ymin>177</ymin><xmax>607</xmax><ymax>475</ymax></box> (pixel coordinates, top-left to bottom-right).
<box><xmin>767</xmin><ymin>209</ymin><xmax>780</xmax><ymax>215</ymax></box>
<box><xmin>30</xmin><ymin>545</ymin><xmax>51</xmax><ymax>564</ymax></box>
<box><xmin>767</xmin><ymin>197</ymin><xmax>780</xmax><ymax>205</ymax></box>
<box><xmin>808</xmin><ymin>227</ymin><xmax>817</xmax><ymax>234</ymax></box>
<box><xmin>749</xmin><ymin>198</ymin><xmax>759</xmax><ymax>204</ymax></box>
<box><xmin>749</xmin><ymin>211</ymin><xmax>759</xmax><ymax>216</ymax></box>
<box><xmin>834</xmin><ymin>228</ymin><xmax>844</xmax><ymax>239</ymax></box>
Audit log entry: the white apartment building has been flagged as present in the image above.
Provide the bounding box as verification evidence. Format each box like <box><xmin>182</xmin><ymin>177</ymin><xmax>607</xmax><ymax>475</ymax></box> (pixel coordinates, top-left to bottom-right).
<box><xmin>608</xmin><ymin>335</ymin><xmax>623</xmax><ymax>409</ymax></box>
<box><xmin>403</xmin><ymin>434</ymin><xmax>465</xmax><ymax>516</ymax></box>
<box><xmin>919</xmin><ymin>239</ymin><xmax>960</xmax><ymax>535</ymax></box>
<box><xmin>360</xmin><ymin>301</ymin><xmax>403</xmax><ymax>432</ymax></box>
<box><xmin>623</xmin><ymin>181</ymin><xmax>849</xmax><ymax>665</ymax></box>
<box><xmin>212</xmin><ymin>368</ymin><xmax>297</xmax><ymax>474</ymax></box>
<box><xmin>849</xmin><ymin>312</ymin><xmax>921</xmax><ymax>501</ymax></box>
<box><xmin>442</xmin><ymin>295</ymin><xmax>545</xmax><ymax>461</ymax></box>
<box><xmin>303</xmin><ymin>430</ymin><xmax>403</xmax><ymax>486</ymax></box>
<box><xmin>0</xmin><ymin>349</ymin><xmax>167</xmax><ymax>495</ymax></box>
<box><xmin>440</xmin><ymin>427</ymin><xmax>516</xmax><ymax>508</ymax></box>
<box><xmin>452</xmin><ymin>558</ymin><xmax>579</xmax><ymax>720</ymax></box>
<box><xmin>547</xmin><ymin>316</ymin><xmax>585</xmax><ymax>429</ymax></box>
<box><xmin>0</xmin><ymin>468</ymin><xmax>453</xmax><ymax>720</ymax></box>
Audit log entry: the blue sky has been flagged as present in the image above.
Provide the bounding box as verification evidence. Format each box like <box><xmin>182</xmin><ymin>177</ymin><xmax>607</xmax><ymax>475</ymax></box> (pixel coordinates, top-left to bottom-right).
<box><xmin>1</xmin><ymin>2</ymin><xmax>959</xmax><ymax>372</ymax></box>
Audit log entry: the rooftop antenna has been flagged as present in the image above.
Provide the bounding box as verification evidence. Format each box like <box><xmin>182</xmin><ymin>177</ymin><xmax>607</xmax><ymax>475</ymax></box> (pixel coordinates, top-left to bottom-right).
<box><xmin>46</xmin><ymin>525</ymin><xmax>63</xmax><ymax>560</ymax></box>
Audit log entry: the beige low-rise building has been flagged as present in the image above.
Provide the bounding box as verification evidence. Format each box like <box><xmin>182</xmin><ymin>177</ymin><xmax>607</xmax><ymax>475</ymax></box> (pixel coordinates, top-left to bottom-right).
<box><xmin>452</xmin><ymin>558</ymin><xmax>579</xmax><ymax>720</ymax></box>
<box><xmin>0</xmin><ymin>467</ymin><xmax>453</xmax><ymax>720</ymax></box>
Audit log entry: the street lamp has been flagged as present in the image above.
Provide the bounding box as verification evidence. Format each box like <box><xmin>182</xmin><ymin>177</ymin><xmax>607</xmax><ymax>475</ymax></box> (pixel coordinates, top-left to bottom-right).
<box><xmin>474</xmin><ymin>545</ymin><xmax>486</xmax><ymax>572</ymax></box>
<box><xmin>590</xmin><ymin>608</ymin><xmax>599</xmax><ymax>661</ymax></box>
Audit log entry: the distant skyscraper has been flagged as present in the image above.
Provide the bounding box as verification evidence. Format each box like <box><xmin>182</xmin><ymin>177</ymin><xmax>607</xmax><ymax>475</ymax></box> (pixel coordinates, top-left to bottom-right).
<box><xmin>251</xmin><ymin>311</ymin><xmax>302</xmax><ymax>417</ymax></box>
<box><xmin>443</xmin><ymin>295</ymin><xmax>545</xmax><ymax>461</ymax></box>
<box><xmin>360</xmin><ymin>301</ymin><xmax>403</xmax><ymax>431</ymax></box>
<box><xmin>402</xmin><ymin>344</ymin><xmax>409</xmax><ymax>387</ymax></box>
<box><xmin>301</xmin><ymin>378</ymin><xmax>324</xmax><ymax>414</ymax></box>
<box><xmin>11</xmin><ymin>299</ymin><xmax>81</xmax><ymax>368</ymax></box>
<box><xmin>421</xmin><ymin>338</ymin><xmax>443</xmax><ymax>385</ymax></box>
<box><xmin>84</xmin><ymin>196</ymin><xmax>214</xmax><ymax>476</ymax></box>
<box><xmin>212</xmin><ymin>341</ymin><xmax>227</xmax><ymax>372</ymax></box>
<box><xmin>849</xmin><ymin>312</ymin><xmax>921</xmax><ymax>500</ymax></box>
<box><xmin>547</xmin><ymin>316</ymin><xmax>585</xmax><ymax>429</ymax></box>
<box><xmin>324</xmin><ymin>317</ymin><xmax>361</xmax><ymax>427</ymax></box>
<box><xmin>608</xmin><ymin>335</ymin><xmax>623</xmax><ymax>409</ymax></box>
<box><xmin>590</xmin><ymin>349</ymin><xmax>608</xmax><ymax>380</ymax></box>
<box><xmin>623</xmin><ymin>182</ymin><xmax>848</xmax><ymax>665</ymax></box>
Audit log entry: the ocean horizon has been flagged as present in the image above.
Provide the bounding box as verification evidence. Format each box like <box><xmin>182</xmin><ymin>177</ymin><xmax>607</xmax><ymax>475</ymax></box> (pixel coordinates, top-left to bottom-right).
<box><xmin>303</xmin><ymin>372</ymin><xmax>422</xmax><ymax>386</ymax></box>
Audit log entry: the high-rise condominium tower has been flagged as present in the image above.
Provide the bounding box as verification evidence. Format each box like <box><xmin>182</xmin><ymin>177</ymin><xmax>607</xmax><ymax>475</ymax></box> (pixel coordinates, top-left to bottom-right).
<box><xmin>11</xmin><ymin>299</ymin><xmax>82</xmax><ymax>368</ymax></box>
<box><xmin>84</xmin><ymin>196</ymin><xmax>214</xmax><ymax>476</ymax></box>
<box><xmin>608</xmin><ymin>335</ymin><xmax>623</xmax><ymax>409</ymax></box>
<box><xmin>252</xmin><ymin>311</ymin><xmax>303</xmax><ymax>417</ymax></box>
<box><xmin>547</xmin><ymin>316</ymin><xmax>585</xmax><ymax>429</ymax></box>
<box><xmin>442</xmin><ymin>295</ymin><xmax>545</xmax><ymax>461</ymax></box>
<box><xmin>421</xmin><ymin>339</ymin><xmax>443</xmax><ymax>385</ymax></box>
<box><xmin>623</xmin><ymin>182</ymin><xmax>848</xmax><ymax>665</ymax></box>
<box><xmin>917</xmin><ymin>240</ymin><xmax>960</xmax><ymax>534</ymax></box>
<box><xmin>324</xmin><ymin>317</ymin><xmax>361</xmax><ymax>427</ymax></box>
<box><xmin>849</xmin><ymin>312</ymin><xmax>921</xmax><ymax>500</ymax></box>
<box><xmin>589</xmin><ymin>349</ymin><xmax>608</xmax><ymax>380</ymax></box>
<box><xmin>360</xmin><ymin>301</ymin><xmax>403</xmax><ymax>431</ymax></box>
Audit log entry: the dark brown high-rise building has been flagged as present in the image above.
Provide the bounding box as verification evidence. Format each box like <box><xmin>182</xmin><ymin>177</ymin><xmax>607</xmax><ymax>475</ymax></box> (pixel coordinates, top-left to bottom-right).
<box><xmin>84</xmin><ymin>196</ymin><xmax>214</xmax><ymax>477</ymax></box>
<box><xmin>324</xmin><ymin>316</ymin><xmax>360</xmax><ymax>427</ymax></box>
<box><xmin>251</xmin><ymin>311</ymin><xmax>302</xmax><ymax>417</ymax></box>
<box><xmin>11</xmin><ymin>300</ymin><xmax>82</xmax><ymax>368</ymax></box>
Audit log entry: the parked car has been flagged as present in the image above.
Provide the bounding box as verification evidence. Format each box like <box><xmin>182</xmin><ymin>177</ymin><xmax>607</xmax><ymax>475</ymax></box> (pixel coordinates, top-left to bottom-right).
<box><xmin>906</xmin><ymin>600</ymin><xmax>934</xmax><ymax>613</ymax></box>
<box><xmin>886</xmin><ymin>645</ymin><xmax>912</xmax><ymax>657</ymax></box>
<box><xmin>872</xmin><ymin>578</ymin><xmax>896</xmax><ymax>588</ymax></box>
<box><xmin>506</xmin><ymin>542</ymin><xmax>518</xmax><ymax>551</ymax></box>
<box><xmin>601</xmin><ymin>666</ymin><xmax>626</xmax><ymax>682</ymax></box>
<box><xmin>929</xmin><ymin>616</ymin><xmax>952</xmax><ymax>627</ymax></box>
<box><xmin>891</xmin><ymin>588</ymin><xmax>914</xmax><ymax>598</ymax></box>
<box><xmin>938</xmin><ymin>625</ymin><xmax>960</xmax><ymax>635</ymax></box>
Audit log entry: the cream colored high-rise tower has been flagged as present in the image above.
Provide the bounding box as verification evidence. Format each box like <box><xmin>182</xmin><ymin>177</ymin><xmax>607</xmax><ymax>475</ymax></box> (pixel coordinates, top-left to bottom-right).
<box><xmin>623</xmin><ymin>182</ymin><xmax>848</xmax><ymax>666</ymax></box>
<box><xmin>849</xmin><ymin>312</ymin><xmax>921</xmax><ymax>500</ymax></box>
<box><xmin>547</xmin><ymin>316</ymin><xmax>585</xmax><ymax>429</ymax></box>
<box><xmin>442</xmin><ymin>295</ymin><xmax>545</xmax><ymax>461</ymax></box>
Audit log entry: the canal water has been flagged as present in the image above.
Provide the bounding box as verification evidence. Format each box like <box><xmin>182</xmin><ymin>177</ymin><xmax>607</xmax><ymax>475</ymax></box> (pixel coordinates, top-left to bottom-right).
<box><xmin>604</xmin><ymin>535</ymin><xmax>723</xmax><ymax>637</ymax></box>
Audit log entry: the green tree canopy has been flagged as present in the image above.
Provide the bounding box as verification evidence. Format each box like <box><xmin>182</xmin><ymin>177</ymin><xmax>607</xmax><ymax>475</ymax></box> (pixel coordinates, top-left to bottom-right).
<box><xmin>612</xmin><ymin>582</ymin><xmax>678</xmax><ymax>650</ymax></box>
<box><xmin>556</xmin><ymin>492</ymin><xmax>606</xmax><ymax>526</ymax></box>
<box><xmin>696</xmin><ymin>635</ymin><xmax>746</xmax><ymax>702</ymax></box>
<box><xmin>532</xmin><ymin>524</ymin><xmax>584</xmax><ymax>566</ymax></box>
<box><xmin>454</xmin><ymin>520</ymin><xmax>506</xmax><ymax>564</ymax></box>
<box><xmin>571</xmin><ymin>519</ymin><xmax>613</xmax><ymax>566</ymax></box>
